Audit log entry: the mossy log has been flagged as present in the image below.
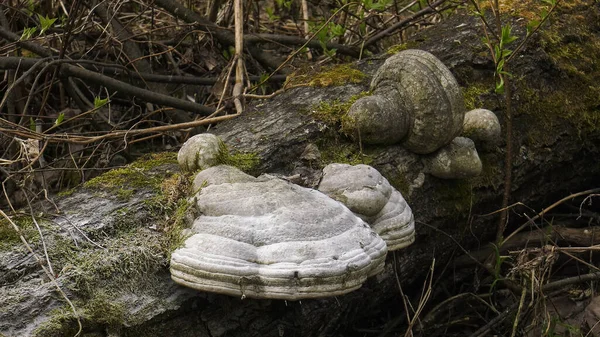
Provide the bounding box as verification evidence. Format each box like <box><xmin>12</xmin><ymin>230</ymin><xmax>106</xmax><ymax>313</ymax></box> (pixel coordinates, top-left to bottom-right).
<box><xmin>1</xmin><ymin>3</ymin><xmax>600</xmax><ymax>336</ymax></box>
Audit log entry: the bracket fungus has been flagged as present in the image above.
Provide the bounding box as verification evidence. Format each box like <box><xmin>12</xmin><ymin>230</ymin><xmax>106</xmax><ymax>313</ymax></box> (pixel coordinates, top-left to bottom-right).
<box><xmin>462</xmin><ymin>108</ymin><xmax>501</xmax><ymax>151</ymax></box>
<box><xmin>424</xmin><ymin>137</ymin><xmax>483</xmax><ymax>179</ymax></box>
<box><xmin>192</xmin><ymin>164</ymin><xmax>257</xmax><ymax>191</ymax></box>
<box><xmin>318</xmin><ymin>164</ymin><xmax>415</xmax><ymax>251</ymax></box>
<box><xmin>344</xmin><ymin>49</ymin><xmax>465</xmax><ymax>154</ymax></box>
<box><xmin>171</xmin><ymin>166</ymin><xmax>387</xmax><ymax>300</ymax></box>
<box><xmin>177</xmin><ymin>133</ymin><xmax>222</xmax><ymax>172</ymax></box>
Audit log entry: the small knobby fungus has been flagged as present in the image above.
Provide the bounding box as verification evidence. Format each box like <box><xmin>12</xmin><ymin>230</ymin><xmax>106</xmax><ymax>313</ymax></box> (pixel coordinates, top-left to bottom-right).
<box><xmin>424</xmin><ymin>137</ymin><xmax>483</xmax><ymax>179</ymax></box>
<box><xmin>462</xmin><ymin>108</ymin><xmax>501</xmax><ymax>151</ymax></box>
<box><xmin>344</xmin><ymin>49</ymin><xmax>465</xmax><ymax>154</ymax></box>
<box><xmin>177</xmin><ymin>133</ymin><xmax>221</xmax><ymax>172</ymax></box>
<box><xmin>171</xmin><ymin>166</ymin><xmax>387</xmax><ymax>300</ymax></box>
<box><xmin>318</xmin><ymin>164</ymin><xmax>416</xmax><ymax>251</ymax></box>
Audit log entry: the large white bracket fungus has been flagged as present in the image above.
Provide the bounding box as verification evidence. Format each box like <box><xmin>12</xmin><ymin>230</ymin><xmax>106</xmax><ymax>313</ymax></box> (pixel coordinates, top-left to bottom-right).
<box><xmin>177</xmin><ymin>133</ymin><xmax>222</xmax><ymax>172</ymax></box>
<box><xmin>344</xmin><ymin>49</ymin><xmax>465</xmax><ymax>154</ymax></box>
<box><xmin>192</xmin><ymin>164</ymin><xmax>256</xmax><ymax>192</ymax></box>
<box><xmin>318</xmin><ymin>164</ymin><xmax>415</xmax><ymax>251</ymax></box>
<box><xmin>171</xmin><ymin>166</ymin><xmax>387</xmax><ymax>300</ymax></box>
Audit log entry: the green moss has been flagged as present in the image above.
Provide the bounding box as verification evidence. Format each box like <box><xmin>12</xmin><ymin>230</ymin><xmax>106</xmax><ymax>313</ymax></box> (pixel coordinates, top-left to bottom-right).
<box><xmin>386</xmin><ymin>42</ymin><xmax>417</xmax><ymax>55</ymax></box>
<box><xmin>61</xmin><ymin>230</ymin><xmax>165</xmax><ymax>297</ymax></box>
<box><xmin>32</xmin><ymin>307</ymin><xmax>79</xmax><ymax>337</ymax></box>
<box><xmin>437</xmin><ymin>180</ymin><xmax>476</xmax><ymax>219</ymax></box>
<box><xmin>385</xmin><ymin>172</ymin><xmax>411</xmax><ymax>198</ymax></box>
<box><xmin>33</xmin><ymin>292</ymin><xmax>126</xmax><ymax>337</ymax></box>
<box><xmin>129</xmin><ymin>152</ymin><xmax>178</xmax><ymax>171</ymax></box>
<box><xmin>31</xmin><ymin>168</ymin><xmax>193</xmax><ymax>335</ymax></box>
<box><xmin>285</xmin><ymin>64</ymin><xmax>366</xmax><ymax>87</ymax></box>
<box><xmin>519</xmin><ymin>84</ymin><xmax>600</xmax><ymax>145</ymax></box>
<box><xmin>318</xmin><ymin>140</ymin><xmax>373</xmax><ymax>166</ymax></box>
<box><xmin>215</xmin><ymin>141</ymin><xmax>261</xmax><ymax>175</ymax></box>
<box><xmin>116</xmin><ymin>188</ymin><xmax>135</xmax><ymax>200</ymax></box>
<box><xmin>472</xmin><ymin>153</ymin><xmax>503</xmax><ymax>190</ymax></box>
<box><xmin>515</xmin><ymin>8</ymin><xmax>600</xmax><ymax>141</ymax></box>
<box><xmin>311</xmin><ymin>91</ymin><xmax>371</xmax><ymax>127</ymax></box>
<box><xmin>84</xmin><ymin>152</ymin><xmax>178</xmax><ymax>199</ymax></box>
<box><xmin>0</xmin><ymin>215</ymin><xmax>38</xmax><ymax>251</ymax></box>
<box><xmin>164</xmin><ymin>199</ymin><xmax>195</xmax><ymax>256</ymax></box>
<box><xmin>25</xmin><ymin>152</ymin><xmax>192</xmax><ymax>336</ymax></box>
<box><xmin>463</xmin><ymin>82</ymin><xmax>490</xmax><ymax>110</ymax></box>
<box><xmin>57</xmin><ymin>188</ymin><xmax>76</xmax><ymax>198</ymax></box>
<box><xmin>84</xmin><ymin>292</ymin><xmax>126</xmax><ymax>326</ymax></box>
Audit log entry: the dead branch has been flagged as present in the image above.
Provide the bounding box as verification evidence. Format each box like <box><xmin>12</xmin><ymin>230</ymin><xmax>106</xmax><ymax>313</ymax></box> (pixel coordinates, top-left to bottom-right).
<box><xmin>0</xmin><ymin>56</ymin><xmax>287</xmax><ymax>85</ymax></box>
<box><xmin>363</xmin><ymin>0</ymin><xmax>449</xmax><ymax>48</ymax></box>
<box><xmin>0</xmin><ymin>26</ymin><xmax>216</xmax><ymax>115</ymax></box>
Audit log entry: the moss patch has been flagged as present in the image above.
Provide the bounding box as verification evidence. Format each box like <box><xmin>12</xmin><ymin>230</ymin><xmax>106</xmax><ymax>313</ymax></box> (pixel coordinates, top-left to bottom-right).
<box><xmin>33</xmin><ymin>291</ymin><xmax>127</xmax><ymax>337</ymax></box>
<box><xmin>84</xmin><ymin>152</ymin><xmax>178</xmax><ymax>199</ymax></box>
<box><xmin>66</xmin><ymin>232</ymin><xmax>165</xmax><ymax>296</ymax></box>
<box><xmin>33</xmin><ymin>224</ymin><xmax>171</xmax><ymax>336</ymax></box>
<box><xmin>518</xmin><ymin>83</ymin><xmax>600</xmax><ymax>144</ymax></box>
<box><xmin>463</xmin><ymin>82</ymin><xmax>491</xmax><ymax>111</ymax></box>
<box><xmin>215</xmin><ymin>141</ymin><xmax>261</xmax><ymax>175</ymax></box>
<box><xmin>386</xmin><ymin>42</ymin><xmax>418</xmax><ymax>55</ymax></box>
<box><xmin>0</xmin><ymin>215</ymin><xmax>39</xmax><ymax>251</ymax></box>
<box><xmin>517</xmin><ymin>5</ymin><xmax>600</xmax><ymax>141</ymax></box>
<box><xmin>285</xmin><ymin>64</ymin><xmax>366</xmax><ymax>87</ymax></box>
<box><xmin>385</xmin><ymin>172</ymin><xmax>411</xmax><ymax>199</ymax></box>
<box><xmin>57</xmin><ymin>188</ymin><xmax>76</xmax><ymax>198</ymax></box>
<box><xmin>310</xmin><ymin>91</ymin><xmax>371</xmax><ymax>127</ymax></box>
<box><xmin>318</xmin><ymin>139</ymin><xmax>374</xmax><ymax>166</ymax></box>
<box><xmin>30</xmin><ymin>153</ymin><xmax>194</xmax><ymax>335</ymax></box>
<box><xmin>437</xmin><ymin>180</ymin><xmax>476</xmax><ymax>219</ymax></box>
<box><xmin>472</xmin><ymin>153</ymin><xmax>503</xmax><ymax>190</ymax></box>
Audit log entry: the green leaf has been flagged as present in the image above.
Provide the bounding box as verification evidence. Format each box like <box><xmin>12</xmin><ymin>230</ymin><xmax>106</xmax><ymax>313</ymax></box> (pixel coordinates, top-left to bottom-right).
<box><xmin>359</xmin><ymin>22</ymin><xmax>366</xmax><ymax>34</ymax></box>
<box><xmin>330</xmin><ymin>23</ymin><xmax>345</xmax><ymax>38</ymax></box>
<box><xmin>20</xmin><ymin>27</ymin><xmax>37</xmax><ymax>41</ymax></box>
<box><xmin>324</xmin><ymin>48</ymin><xmax>337</xmax><ymax>57</ymax></box>
<box><xmin>526</xmin><ymin>20</ymin><xmax>540</xmax><ymax>35</ymax></box>
<box><xmin>495</xmin><ymin>77</ymin><xmax>505</xmax><ymax>94</ymax></box>
<box><xmin>481</xmin><ymin>36</ymin><xmax>490</xmax><ymax>46</ymax></box>
<box><xmin>38</xmin><ymin>14</ymin><xmax>57</xmax><ymax>35</ymax></box>
<box><xmin>496</xmin><ymin>59</ymin><xmax>505</xmax><ymax>73</ymax></box>
<box><xmin>94</xmin><ymin>96</ymin><xmax>109</xmax><ymax>108</ymax></box>
<box><xmin>494</xmin><ymin>45</ymin><xmax>501</xmax><ymax>61</ymax></box>
<box><xmin>316</xmin><ymin>25</ymin><xmax>330</xmax><ymax>43</ymax></box>
<box><xmin>275</xmin><ymin>0</ymin><xmax>292</xmax><ymax>9</ymax></box>
<box><xmin>29</xmin><ymin>118</ymin><xmax>36</xmax><ymax>132</ymax></box>
<box><xmin>371</xmin><ymin>2</ymin><xmax>386</xmax><ymax>11</ymax></box>
<box><xmin>54</xmin><ymin>112</ymin><xmax>65</xmax><ymax>126</ymax></box>
<box><xmin>27</xmin><ymin>0</ymin><xmax>35</xmax><ymax>13</ymax></box>
<box><xmin>265</xmin><ymin>7</ymin><xmax>279</xmax><ymax>21</ymax></box>
<box><xmin>500</xmin><ymin>24</ymin><xmax>518</xmax><ymax>47</ymax></box>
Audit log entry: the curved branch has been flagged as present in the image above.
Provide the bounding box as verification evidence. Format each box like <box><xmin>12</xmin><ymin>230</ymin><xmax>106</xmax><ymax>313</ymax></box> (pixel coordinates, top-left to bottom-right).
<box><xmin>61</xmin><ymin>64</ymin><xmax>215</xmax><ymax>115</ymax></box>
<box><xmin>0</xmin><ymin>56</ymin><xmax>287</xmax><ymax>85</ymax></box>
<box><xmin>0</xmin><ymin>26</ymin><xmax>215</xmax><ymax>116</ymax></box>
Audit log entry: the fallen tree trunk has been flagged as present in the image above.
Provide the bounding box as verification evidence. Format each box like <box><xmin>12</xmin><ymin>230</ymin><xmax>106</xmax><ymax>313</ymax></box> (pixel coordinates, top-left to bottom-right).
<box><xmin>1</xmin><ymin>3</ymin><xmax>600</xmax><ymax>337</ymax></box>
